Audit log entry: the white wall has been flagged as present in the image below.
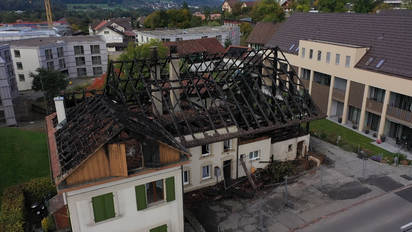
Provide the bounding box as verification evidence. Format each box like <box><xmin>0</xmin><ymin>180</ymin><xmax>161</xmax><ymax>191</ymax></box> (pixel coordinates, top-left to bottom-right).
<box><xmin>97</xmin><ymin>28</ymin><xmax>124</xmax><ymax>44</ymax></box>
<box><xmin>66</xmin><ymin>166</ymin><xmax>184</xmax><ymax>232</ymax></box>
<box><xmin>11</xmin><ymin>47</ymin><xmax>40</xmax><ymax>91</ymax></box>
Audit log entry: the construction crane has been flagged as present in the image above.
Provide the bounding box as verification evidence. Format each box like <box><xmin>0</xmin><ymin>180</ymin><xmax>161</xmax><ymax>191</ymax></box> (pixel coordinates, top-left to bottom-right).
<box><xmin>44</xmin><ymin>0</ymin><xmax>53</xmax><ymax>28</ymax></box>
<box><xmin>28</xmin><ymin>0</ymin><xmax>53</xmax><ymax>28</ymax></box>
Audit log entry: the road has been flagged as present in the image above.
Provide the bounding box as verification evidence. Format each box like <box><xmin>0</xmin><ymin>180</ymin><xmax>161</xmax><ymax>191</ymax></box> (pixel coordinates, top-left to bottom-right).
<box><xmin>299</xmin><ymin>186</ymin><xmax>412</xmax><ymax>232</ymax></box>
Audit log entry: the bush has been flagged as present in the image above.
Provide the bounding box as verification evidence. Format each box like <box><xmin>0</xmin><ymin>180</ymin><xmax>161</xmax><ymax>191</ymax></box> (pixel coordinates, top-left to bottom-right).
<box><xmin>265</xmin><ymin>161</ymin><xmax>295</xmax><ymax>183</ymax></box>
<box><xmin>22</xmin><ymin>177</ymin><xmax>56</xmax><ymax>205</ymax></box>
<box><xmin>41</xmin><ymin>215</ymin><xmax>55</xmax><ymax>232</ymax></box>
<box><xmin>0</xmin><ymin>185</ymin><xmax>25</xmax><ymax>232</ymax></box>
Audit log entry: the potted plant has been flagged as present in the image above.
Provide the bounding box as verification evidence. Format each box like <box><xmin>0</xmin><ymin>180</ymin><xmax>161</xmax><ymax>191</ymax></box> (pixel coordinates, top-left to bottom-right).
<box><xmin>381</xmin><ymin>135</ymin><xmax>386</xmax><ymax>142</ymax></box>
<box><xmin>365</xmin><ymin>129</ymin><xmax>370</xmax><ymax>134</ymax></box>
<box><xmin>338</xmin><ymin>117</ymin><xmax>342</xmax><ymax>123</ymax></box>
<box><xmin>352</xmin><ymin>124</ymin><xmax>358</xmax><ymax>129</ymax></box>
<box><xmin>373</xmin><ymin>132</ymin><xmax>377</xmax><ymax>138</ymax></box>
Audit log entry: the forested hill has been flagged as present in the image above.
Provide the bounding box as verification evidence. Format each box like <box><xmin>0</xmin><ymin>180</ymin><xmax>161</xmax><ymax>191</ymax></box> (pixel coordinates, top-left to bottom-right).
<box><xmin>0</xmin><ymin>0</ymin><xmax>222</xmax><ymax>11</ymax></box>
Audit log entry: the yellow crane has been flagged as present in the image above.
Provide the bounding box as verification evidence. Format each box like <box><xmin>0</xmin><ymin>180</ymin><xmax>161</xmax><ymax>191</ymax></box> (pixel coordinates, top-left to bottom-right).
<box><xmin>28</xmin><ymin>0</ymin><xmax>53</xmax><ymax>28</ymax></box>
<box><xmin>44</xmin><ymin>0</ymin><xmax>53</xmax><ymax>28</ymax></box>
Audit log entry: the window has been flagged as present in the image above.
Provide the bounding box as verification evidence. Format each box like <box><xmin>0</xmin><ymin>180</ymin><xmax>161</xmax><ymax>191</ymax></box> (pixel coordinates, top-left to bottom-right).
<box><xmin>288</xmin><ymin>144</ymin><xmax>293</xmax><ymax>152</ymax></box>
<box><xmin>309</xmin><ymin>49</ymin><xmax>313</xmax><ymax>59</ymax></box>
<box><xmin>176</xmin><ymin>38</ymin><xmax>183</xmax><ymax>41</ymax></box>
<box><xmin>345</xmin><ymin>56</ymin><xmax>351</xmax><ymax>67</ymax></box>
<box><xmin>201</xmin><ymin>144</ymin><xmax>210</xmax><ymax>156</ymax></box>
<box><xmin>365</xmin><ymin>57</ymin><xmax>374</xmax><ymax>66</ymax></box>
<box><xmin>317</xmin><ymin>51</ymin><xmax>321</xmax><ymax>61</ymax></box>
<box><xmin>91</xmin><ymin>193</ymin><xmax>115</xmax><ymax>223</ymax></box>
<box><xmin>202</xmin><ymin>165</ymin><xmax>211</xmax><ymax>179</ymax></box>
<box><xmin>183</xmin><ymin>170</ymin><xmax>190</xmax><ymax>185</ymax></box>
<box><xmin>216</xmin><ymin>35</ymin><xmax>222</xmax><ymax>43</ymax></box>
<box><xmin>201</xmin><ymin>36</ymin><xmax>208</xmax><ymax>39</ymax></box>
<box><xmin>16</xmin><ymin>62</ymin><xmax>23</xmax><ymax>70</ymax></box>
<box><xmin>45</xmin><ymin>49</ymin><xmax>53</xmax><ymax>60</ymax></box>
<box><xmin>91</xmin><ymin>45</ymin><xmax>100</xmax><ymax>54</ymax></box>
<box><xmin>326</xmin><ymin>52</ymin><xmax>331</xmax><ymax>63</ymax></box>
<box><xmin>150</xmin><ymin>224</ymin><xmax>168</xmax><ymax>232</ymax></box>
<box><xmin>223</xmin><ymin>140</ymin><xmax>232</xmax><ymax>151</ymax></box>
<box><xmin>301</xmin><ymin>47</ymin><xmax>305</xmax><ymax>58</ymax></box>
<box><xmin>47</xmin><ymin>61</ymin><xmax>54</xmax><ymax>71</ymax></box>
<box><xmin>4</xmin><ymin>50</ymin><xmax>11</xmax><ymax>62</ymax></box>
<box><xmin>301</xmin><ymin>68</ymin><xmax>310</xmax><ymax>80</ymax></box>
<box><xmin>59</xmin><ymin>59</ymin><xmax>66</xmax><ymax>69</ymax></box>
<box><xmin>104</xmin><ymin>30</ymin><xmax>109</xmax><ymax>34</ymax></box>
<box><xmin>249</xmin><ymin>150</ymin><xmax>260</xmax><ymax>160</ymax></box>
<box><xmin>14</xmin><ymin>50</ymin><xmax>20</xmax><ymax>58</ymax></box>
<box><xmin>92</xmin><ymin>56</ymin><xmax>101</xmax><ymax>65</ymax></box>
<box><xmin>135</xmin><ymin>177</ymin><xmax>175</xmax><ymax>211</ymax></box>
<box><xmin>18</xmin><ymin>74</ymin><xmax>25</xmax><ymax>82</ymax></box>
<box><xmin>74</xmin><ymin>45</ymin><xmax>84</xmax><ymax>55</ymax></box>
<box><xmin>75</xmin><ymin>57</ymin><xmax>85</xmax><ymax>66</ymax></box>
<box><xmin>335</xmin><ymin>54</ymin><xmax>340</xmax><ymax>65</ymax></box>
<box><xmin>376</xmin><ymin>59</ymin><xmax>385</xmax><ymax>68</ymax></box>
<box><xmin>146</xmin><ymin>180</ymin><xmax>164</xmax><ymax>204</ymax></box>
<box><xmin>77</xmin><ymin>68</ymin><xmax>87</xmax><ymax>77</ymax></box>
<box><xmin>57</xmin><ymin>47</ymin><xmax>64</xmax><ymax>57</ymax></box>
<box><xmin>93</xmin><ymin>67</ymin><xmax>103</xmax><ymax>76</ymax></box>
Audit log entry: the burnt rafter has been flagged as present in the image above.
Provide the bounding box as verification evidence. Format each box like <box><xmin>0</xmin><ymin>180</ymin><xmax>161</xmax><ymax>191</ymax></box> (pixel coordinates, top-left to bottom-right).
<box><xmin>99</xmin><ymin>47</ymin><xmax>323</xmax><ymax>147</ymax></box>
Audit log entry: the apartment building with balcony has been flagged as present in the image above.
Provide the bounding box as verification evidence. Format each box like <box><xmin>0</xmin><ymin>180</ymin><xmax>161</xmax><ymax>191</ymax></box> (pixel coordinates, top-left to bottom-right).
<box><xmin>8</xmin><ymin>36</ymin><xmax>107</xmax><ymax>91</ymax></box>
<box><xmin>266</xmin><ymin>12</ymin><xmax>412</xmax><ymax>151</ymax></box>
<box><xmin>0</xmin><ymin>44</ymin><xmax>18</xmax><ymax>125</ymax></box>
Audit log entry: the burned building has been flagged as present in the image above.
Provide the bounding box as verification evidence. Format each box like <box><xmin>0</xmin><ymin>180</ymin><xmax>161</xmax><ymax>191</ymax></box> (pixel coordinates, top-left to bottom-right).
<box><xmin>47</xmin><ymin>46</ymin><xmax>323</xmax><ymax>232</ymax></box>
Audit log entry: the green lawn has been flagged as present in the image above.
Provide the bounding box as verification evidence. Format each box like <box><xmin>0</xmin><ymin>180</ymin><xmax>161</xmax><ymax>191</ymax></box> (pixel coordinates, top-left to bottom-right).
<box><xmin>309</xmin><ymin>119</ymin><xmax>394</xmax><ymax>157</ymax></box>
<box><xmin>0</xmin><ymin>127</ymin><xmax>50</xmax><ymax>199</ymax></box>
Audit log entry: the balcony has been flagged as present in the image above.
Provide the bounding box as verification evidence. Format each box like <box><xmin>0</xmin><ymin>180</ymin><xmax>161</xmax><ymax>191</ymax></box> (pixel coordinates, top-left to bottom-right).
<box><xmin>332</xmin><ymin>88</ymin><xmax>345</xmax><ymax>102</ymax></box>
<box><xmin>387</xmin><ymin>105</ymin><xmax>412</xmax><ymax>124</ymax></box>
<box><xmin>366</xmin><ymin>98</ymin><xmax>383</xmax><ymax>114</ymax></box>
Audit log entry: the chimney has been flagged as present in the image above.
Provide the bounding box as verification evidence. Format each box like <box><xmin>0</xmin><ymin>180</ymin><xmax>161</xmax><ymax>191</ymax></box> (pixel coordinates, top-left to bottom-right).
<box><xmin>54</xmin><ymin>96</ymin><xmax>66</xmax><ymax>125</ymax></box>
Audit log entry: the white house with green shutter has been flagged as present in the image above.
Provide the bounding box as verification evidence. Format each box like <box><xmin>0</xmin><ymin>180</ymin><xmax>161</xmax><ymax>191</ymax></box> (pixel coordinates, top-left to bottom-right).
<box><xmin>46</xmin><ymin>96</ymin><xmax>189</xmax><ymax>232</ymax></box>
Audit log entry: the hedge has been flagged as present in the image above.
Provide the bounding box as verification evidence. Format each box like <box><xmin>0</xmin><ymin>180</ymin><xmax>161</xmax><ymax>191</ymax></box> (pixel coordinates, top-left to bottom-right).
<box><xmin>0</xmin><ymin>177</ymin><xmax>56</xmax><ymax>232</ymax></box>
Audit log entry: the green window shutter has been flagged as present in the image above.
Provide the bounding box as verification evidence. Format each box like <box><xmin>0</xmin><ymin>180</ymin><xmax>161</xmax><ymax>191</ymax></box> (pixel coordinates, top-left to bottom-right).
<box><xmin>166</xmin><ymin>177</ymin><xmax>175</xmax><ymax>202</ymax></box>
<box><xmin>92</xmin><ymin>193</ymin><xmax>115</xmax><ymax>223</ymax></box>
<box><xmin>135</xmin><ymin>184</ymin><xmax>147</xmax><ymax>210</ymax></box>
<box><xmin>150</xmin><ymin>224</ymin><xmax>168</xmax><ymax>232</ymax></box>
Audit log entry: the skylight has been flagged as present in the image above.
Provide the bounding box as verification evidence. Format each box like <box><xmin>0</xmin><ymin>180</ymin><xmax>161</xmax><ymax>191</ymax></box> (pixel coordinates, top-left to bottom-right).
<box><xmin>295</xmin><ymin>47</ymin><xmax>299</xmax><ymax>52</ymax></box>
<box><xmin>376</xmin><ymin>59</ymin><xmax>385</xmax><ymax>68</ymax></box>
<box><xmin>289</xmin><ymin>44</ymin><xmax>295</xmax><ymax>51</ymax></box>
<box><xmin>365</xmin><ymin>57</ymin><xmax>374</xmax><ymax>66</ymax></box>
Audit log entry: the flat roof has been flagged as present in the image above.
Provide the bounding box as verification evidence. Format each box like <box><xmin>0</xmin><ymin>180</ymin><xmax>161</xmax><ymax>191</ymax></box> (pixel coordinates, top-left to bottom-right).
<box><xmin>135</xmin><ymin>25</ymin><xmax>234</xmax><ymax>37</ymax></box>
<box><xmin>7</xmin><ymin>35</ymin><xmax>105</xmax><ymax>47</ymax></box>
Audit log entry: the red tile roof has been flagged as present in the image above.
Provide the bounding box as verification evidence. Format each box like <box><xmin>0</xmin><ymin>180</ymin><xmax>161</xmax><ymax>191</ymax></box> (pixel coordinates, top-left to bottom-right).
<box><xmin>164</xmin><ymin>38</ymin><xmax>225</xmax><ymax>56</ymax></box>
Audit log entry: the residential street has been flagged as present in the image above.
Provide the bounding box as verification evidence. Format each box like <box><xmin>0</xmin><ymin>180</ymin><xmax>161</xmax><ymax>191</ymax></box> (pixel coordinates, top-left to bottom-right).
<box><xmin>188</xmin><ymin>137</ymin><xmax>412</xmax><ymax>232</ymax></box>
<box><xmin>299</xmin><ymin>186</ymin><xmax>412</xmax><ymax>232</ymax></box>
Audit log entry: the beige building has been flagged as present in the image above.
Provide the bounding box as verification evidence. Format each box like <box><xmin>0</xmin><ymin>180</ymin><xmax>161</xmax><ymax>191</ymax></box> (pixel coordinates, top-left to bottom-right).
<box><xmin>266</xmin><ymin>12</ymin><xmax>412</xmax><ymax>152</ymax></box>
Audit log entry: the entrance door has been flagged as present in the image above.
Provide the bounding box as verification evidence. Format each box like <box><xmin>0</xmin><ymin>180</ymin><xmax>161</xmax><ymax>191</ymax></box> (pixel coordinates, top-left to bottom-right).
<box><xmin>297</xmin><ymin>141</ymin><xmax>304</xmax><ymax>158</ymax></box>
<box><xmin>223</xmin><ymin>160</ymin><xmax>232</xmax><ymax>188</ymax></box>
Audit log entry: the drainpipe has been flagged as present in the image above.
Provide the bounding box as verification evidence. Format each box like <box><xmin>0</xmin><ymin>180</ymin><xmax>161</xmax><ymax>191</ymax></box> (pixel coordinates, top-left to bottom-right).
<box><xmin>236</xmin><ymin>138</ymin><xmax>240</xmax><ymax>179</ymax></box>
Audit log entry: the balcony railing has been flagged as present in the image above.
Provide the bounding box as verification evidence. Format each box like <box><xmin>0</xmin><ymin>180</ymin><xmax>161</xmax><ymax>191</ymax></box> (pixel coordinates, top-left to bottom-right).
<box><xmin>366</xmin><ymin>98</ymin><xmax>383</xmax><ymax>114</ymax></box>
<box><xmin>387</xmin><ymin>105</ymin><xmax>412</xmax><ymax>123</ymax></box>
<box><xmin>332</xmin><ymin>88</ymin><xmax>345</xmax><ymax>102</ymax></box>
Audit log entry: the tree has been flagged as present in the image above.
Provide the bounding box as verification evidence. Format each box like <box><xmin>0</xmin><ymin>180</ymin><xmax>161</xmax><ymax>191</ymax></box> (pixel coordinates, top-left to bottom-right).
<box><xmin>403</xmin><ymin>0</ymin><xmax>412</xmax><ymax>8</ymax></box>
<box><xmin>353</xmin><ymin>0</ymin><xmax>380</xmax><ymax>13</ymax></box>
<box><xmin>316</xmin><ymin>0</ymin><xmax>348</xmax><ymax>12</ymax></box>
<box><xmin>224</xmin><ymin>38</ymin><xmax>232</xmax><ymax>48</ymax></box>
<box><xmin>251</xmin><ymin>0</ymin><xmax>285</xmax><ymax>23</ymax></box>
<box><xmin>290</xmin><ymin>0</ymin><xmax>312</xmax><ymax>12</ymax></box>
<box><xmin>31</xmin><ymin>68</ymin><xmax>69</xmax><ymax>104</ymax></box>
<box><xmin>240</xmin><ymin>22</ymin><xmax>253</xmax><ymax>45</ymax></box>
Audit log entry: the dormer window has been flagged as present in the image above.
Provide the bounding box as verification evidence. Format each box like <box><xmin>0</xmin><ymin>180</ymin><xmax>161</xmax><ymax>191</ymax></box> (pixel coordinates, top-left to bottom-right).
<box><xmin>223</xmin><ymin>140</ymin><xmax>232</xmax><ymax>151</ymax></box>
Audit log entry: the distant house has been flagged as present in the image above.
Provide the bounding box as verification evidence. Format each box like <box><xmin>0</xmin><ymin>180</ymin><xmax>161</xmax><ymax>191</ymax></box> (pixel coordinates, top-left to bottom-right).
<box><xmin>193</xmin><ymin>12</ymin><xmax>206</xmax><ymax>20</ymax></box>
<box><xmin>222</xmin><ymin>0</ymin><xmax>256</xmax><ymax>13</ymax></box>
<box><xmin>89</xmin><ymin>18</ymin><xmax>135</xmax><ymax>52</ymax></box>
<box><xmin>247</xmin><ymin>22</ymin><xmax>281</xmax><ymax>49</ymax></box>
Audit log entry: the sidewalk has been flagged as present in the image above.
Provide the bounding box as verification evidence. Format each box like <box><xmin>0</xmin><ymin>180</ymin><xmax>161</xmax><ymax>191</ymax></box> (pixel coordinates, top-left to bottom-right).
<box><xmin>190</xmin><ymin>137</ymin><xmax>412</xmax><ymax>232</ymax></box>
